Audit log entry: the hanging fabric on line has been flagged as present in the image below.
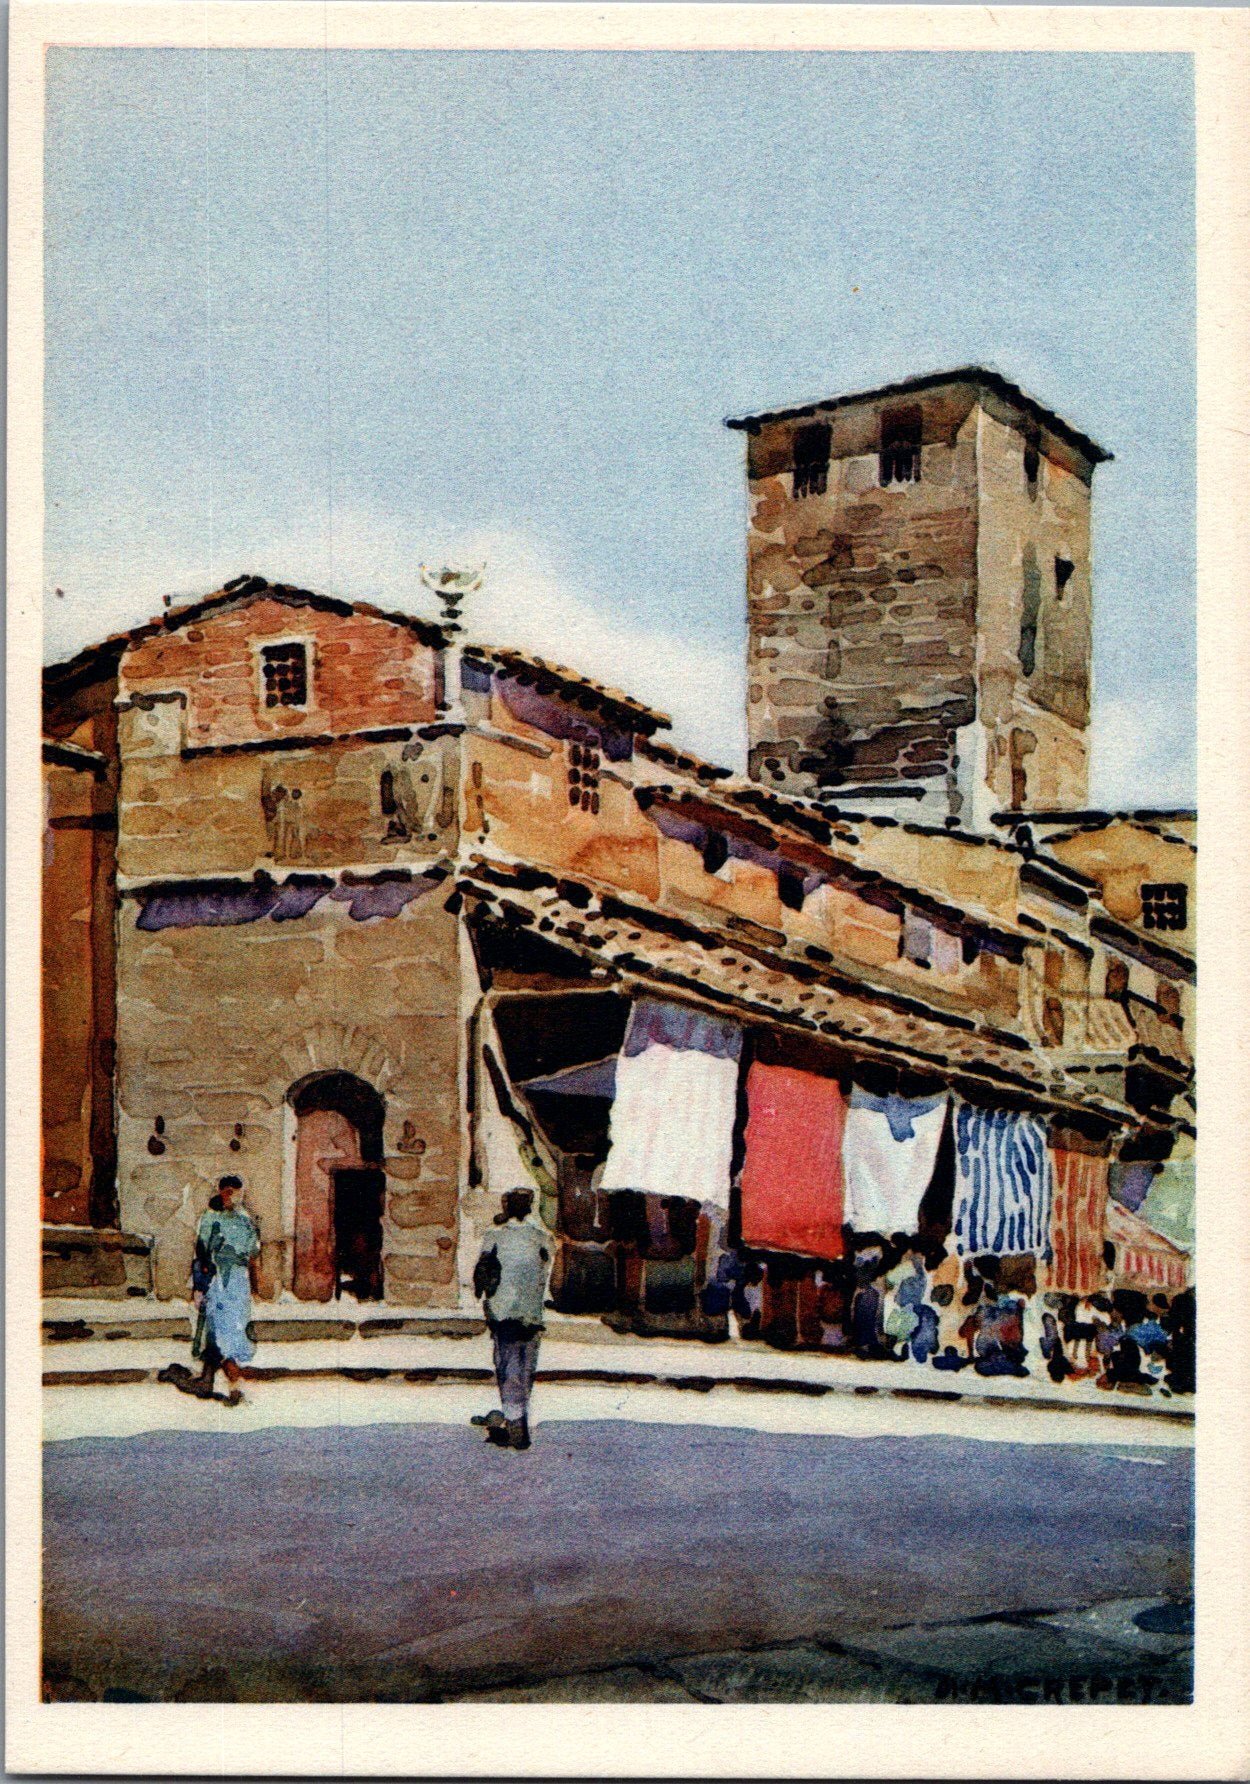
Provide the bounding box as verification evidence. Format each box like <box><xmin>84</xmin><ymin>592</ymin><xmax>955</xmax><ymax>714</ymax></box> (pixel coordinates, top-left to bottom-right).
<box><xmin>951</xmin><ymin>1098</ymin><xmax>1052</xmax><ymax>1257</ymax></box>
<box><xmin>841</xmin><ymin>1086</ymin><xmax>949</xmax><ymax>1235</ymax></box>
<box><xmin>1049</xmin><ymin>1146</ymin><xmax>1110</xmax><ymax>1295</ymax></box>
<box><xmin>1108</xmin><ymin>1158</ymin><xmax>1156</xmax><ymax>1213</ymax></box>
<box><xmin>600</xmin><ymin>997</ymin><xmax>742</xmax><ymax>1210</ymax></box>
<box><xmin>739</xmin><ymin>1063</ymin><xmax>847</xmax><ymax>1259</ymax></box>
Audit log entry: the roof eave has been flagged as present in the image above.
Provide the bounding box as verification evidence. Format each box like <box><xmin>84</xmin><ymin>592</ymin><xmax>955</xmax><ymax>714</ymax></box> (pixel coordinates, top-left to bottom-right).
<box><xmin>725</xmin><ymin>365</ymin><xmax>1112</xmax><ymax>467</ymax></box>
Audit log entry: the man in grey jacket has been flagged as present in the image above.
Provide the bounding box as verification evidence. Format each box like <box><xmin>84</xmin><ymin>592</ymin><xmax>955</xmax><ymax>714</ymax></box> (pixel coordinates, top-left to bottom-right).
<box><xmin>472</xmin><ymin>1188</ymin><xmax>552</xmax><ymax>1450</ymax></box>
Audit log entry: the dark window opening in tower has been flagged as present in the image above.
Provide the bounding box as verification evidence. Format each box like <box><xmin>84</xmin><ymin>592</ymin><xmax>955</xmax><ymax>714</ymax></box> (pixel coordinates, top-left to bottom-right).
<box><xmin>1020</xmin><ymin>545</ymin><xmax>1042</xmax><ymax>678</ymax></box>
<box><xmin>1055</xmin><ymin>556</ymin><xmax>1076</xmax><ymax>597</ymax></box>
<box><xmin>1009</xmin><ymin>728</ymin><xmax>1036</xmax><ymax>809</ymax></box>
<box><xmin>792</xmin><ymin>422</ymin><xmax>831</xmax><ymax>498</ymax></box>
<box><xmin>1023</xmin><ymin>424</ymin><xmax>1041</xmax><ymax>495</ymax></box>
<box><xmin>879</xmin><ymin>405</ymin><xmax>922</xmax><ymax>486</ymax></box>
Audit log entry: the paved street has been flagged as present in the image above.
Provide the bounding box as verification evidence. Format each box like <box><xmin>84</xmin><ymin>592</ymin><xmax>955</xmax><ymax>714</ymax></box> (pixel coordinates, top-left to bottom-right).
<box><xmin>44</xmin><ymin>1392</ymin><xmax>1192</xmax><ymax>1703</ymax></box>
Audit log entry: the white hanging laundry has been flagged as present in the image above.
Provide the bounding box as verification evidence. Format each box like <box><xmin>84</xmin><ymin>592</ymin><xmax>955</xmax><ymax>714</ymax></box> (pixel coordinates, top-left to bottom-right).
<box><xmin>600</xmin><ymin>998</ymin><xmax>742</xmax><ymax>1209</ymax></box>
<box><xmin>842</xmin><ymin>1086</ymin><xmax>949</xmax><ymax>1234</ymax></box>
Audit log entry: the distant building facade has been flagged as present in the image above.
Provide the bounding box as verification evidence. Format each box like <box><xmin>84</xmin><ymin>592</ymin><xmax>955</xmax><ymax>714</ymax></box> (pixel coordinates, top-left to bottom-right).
<box><xmin>40</xmin><ymin>369</ymin><xmax>1194</xmax><ymax>1350</ymax></box>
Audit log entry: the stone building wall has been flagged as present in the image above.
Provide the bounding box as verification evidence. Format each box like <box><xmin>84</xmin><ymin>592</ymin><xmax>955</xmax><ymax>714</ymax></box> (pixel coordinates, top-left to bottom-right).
<box><xmin>841</xmin><ymin>818</ymin><xmax>1022</xmax><ymax>924</ymax></box>
<box><xmin>739</xmin><ymin>379</ymin><xmax>1098</xmax><ymax>823</ymax></box>
<box><xmin>110</xmin><ymin>592</ymin><xmax>464</xmax><ymax>1306</ymax></box>
<box><xmin>974</xmin><ymin>406</ymin><xmax>1093</xmax><ymax>815</ymax></box>
<box><xmin>117</xmin><ymin>708</ymin><xmax>459</xmax><ymax>881</ymax></box>
<box><xmin>465</xmin><ymin>723</ymin><xmax>662</xmax><ymax>902</ymax></box>
<box><xmin>1043</xmin><ymin>821</ymin><xmax>1196</xmax><ymax>950</ymax></box>
<box><xmin>743</xmin><ymin>385</ymin><xmax>982</xmax><ymax>800</ymax></box>
<box><xmin>114</xmin><ymin>878</ymin><xmax>463</xmax><ymax>1304</ymax></box>
<box><xmin>465</xmin><ymin>696</ymin><xmax>1029</xmax><ymax>1036</ymax></box>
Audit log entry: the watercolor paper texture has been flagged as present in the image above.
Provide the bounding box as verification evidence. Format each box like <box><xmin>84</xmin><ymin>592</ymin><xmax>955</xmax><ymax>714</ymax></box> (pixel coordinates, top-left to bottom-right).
<box><xmin>7</xmin><ymin>3</ymin><xmax>1250</xmax><ymax>1777</ymax></box>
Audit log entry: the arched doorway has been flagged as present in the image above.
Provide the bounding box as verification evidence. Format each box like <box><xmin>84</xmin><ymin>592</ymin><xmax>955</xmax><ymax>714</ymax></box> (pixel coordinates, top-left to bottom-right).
<box><xmin>289</xmin><ymin>1071</ymin><xmax>386</xmax><ymax>1302</ymax></box>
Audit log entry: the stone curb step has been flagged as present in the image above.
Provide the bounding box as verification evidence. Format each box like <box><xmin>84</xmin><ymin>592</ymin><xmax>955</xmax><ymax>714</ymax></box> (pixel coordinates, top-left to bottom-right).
<box><xmin>41</xmin><ymin>1358</ymin><xmax>1193</xmax><ymax>1422</ymax></box>
<box><xmin>43</xmin><ymin>1314</ymin><xmax>486</xmax><ymax>1345</ymax></box>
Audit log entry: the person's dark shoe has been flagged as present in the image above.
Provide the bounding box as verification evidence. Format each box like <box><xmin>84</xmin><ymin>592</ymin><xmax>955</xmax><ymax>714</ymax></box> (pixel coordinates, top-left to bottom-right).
<box><xmin>485</xmin><ymin>1424</ymin><xmax>512</xmax><ymax>1447</ymax></box>
<box><xmin>224</xmin><ymin>1388</ymin><xmax>244</xmax><ymax>1407</ymax></box>
<box><xmin>471</xmin><ymin>1410</ymin><xmax>506</xmax><ymax>1430</ymax></box>
<box><xmin>167</xmin><ymin>1365</ymin><xmax>216</xmax><ymax>1398</ymax></box>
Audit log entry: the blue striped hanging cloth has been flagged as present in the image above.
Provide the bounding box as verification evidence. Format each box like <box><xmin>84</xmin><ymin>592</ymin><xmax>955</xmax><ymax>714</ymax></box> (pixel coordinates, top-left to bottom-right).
<box><xmin>952</xmin><ymin>1098</ymin><xmax>1053</xmax><ymax>1257</ymax></box>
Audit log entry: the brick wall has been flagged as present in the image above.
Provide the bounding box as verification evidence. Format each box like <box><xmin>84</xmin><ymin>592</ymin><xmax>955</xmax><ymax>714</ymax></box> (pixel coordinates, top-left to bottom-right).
<box><xmin>121</xmin><ymin>597</ymin><xmax>439</xmax><ymax>749</ymax></box>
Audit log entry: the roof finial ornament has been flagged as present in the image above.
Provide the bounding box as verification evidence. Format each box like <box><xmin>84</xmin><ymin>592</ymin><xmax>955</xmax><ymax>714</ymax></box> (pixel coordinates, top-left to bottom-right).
<box><xmin>419</xmin><ymin>563</ymin><xmax>485</xmax><ymax>638</ymax></box>
<box><xmin>420</xmin><ymin>564</ymin><xmax>485</xmax><ymax>724</ymax></box>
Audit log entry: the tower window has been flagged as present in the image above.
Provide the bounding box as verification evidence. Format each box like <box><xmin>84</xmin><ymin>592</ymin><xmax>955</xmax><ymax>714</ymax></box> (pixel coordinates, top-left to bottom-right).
<box><xmin>1023</xmin><ymin>425</ymin><xmax>1041</xmax><ymax>494</ymax></box>
<box><xmin>1042</xmin><ymin>949</ymin><xmax>1065</xmax><ymax>1047</ymax></box>
<box><xmin>1009</xmin><ymin>727</ymin><xmax>1036</xmax><ymax>809</ymax></box>
<box><xmin>1019</xmin><ymin>546</ymin><xmax>1041</xmax><ymax>678</ymax></box>
<box><xmin>879</xmin><ymin>405</ymin><xmax>922</xmax><ymax>486</ymax></box>
<box><xmin>261</xmin><ymin>641</ymin><xmax>309</xmax><ymax>709</ymax></box>
<box><xmin>1054</xmin><ymin>556</ymin><xmax>1075</xmax><ymax>596</ymax></box>
<box><xmin>792</xmin><ymin>422</ymin><xmax>831</xmax><ymax>498</ymax></box>
<box><xmin>1141</xmin><ymin>882</ymin><xmax>1188</xmax><ymax>932</ymax></box>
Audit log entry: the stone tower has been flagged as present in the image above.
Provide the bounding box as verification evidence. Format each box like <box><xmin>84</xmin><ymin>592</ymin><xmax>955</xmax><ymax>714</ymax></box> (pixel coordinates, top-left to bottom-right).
<box><xmin>726</xmin><ymin>368</ymin><xmax>1110</xmax><ymax>828</ymax></box>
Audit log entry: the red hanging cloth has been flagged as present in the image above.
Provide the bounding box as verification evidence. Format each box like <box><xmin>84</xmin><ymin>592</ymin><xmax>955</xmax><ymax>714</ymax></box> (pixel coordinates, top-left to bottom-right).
<box><xmin>740</xmin><ymin>1063</ymin><xmax>847</xmax><ymax>1260</ymax></box>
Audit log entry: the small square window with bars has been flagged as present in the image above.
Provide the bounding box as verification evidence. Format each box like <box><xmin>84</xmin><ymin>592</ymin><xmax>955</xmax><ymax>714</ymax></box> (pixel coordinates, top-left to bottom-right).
<box><xmin>1140</xmin><ymin>882</ymin><xmax>1188</xmax><ymax>932</ymax></box>
<box><xmin>261</xmin><ymin>641</ymin><xmax>309</xmax><ymax>709</ymax></box>
<box><xmin>567</xmin><ymin>739</ymin><xmax>601</xmax><ymax>814</ymax></box>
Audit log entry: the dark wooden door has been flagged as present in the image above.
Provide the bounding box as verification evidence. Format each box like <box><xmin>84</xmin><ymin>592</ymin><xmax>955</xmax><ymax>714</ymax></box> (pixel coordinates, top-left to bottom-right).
<box><xmin>333</xmin><ymin>1167</ymin><xmax>386</xmax><ymax>1301</ymax></box>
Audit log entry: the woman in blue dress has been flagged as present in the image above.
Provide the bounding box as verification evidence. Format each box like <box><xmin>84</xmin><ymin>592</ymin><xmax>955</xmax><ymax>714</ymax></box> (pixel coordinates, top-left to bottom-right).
<box><xmin>185</xmin><ymin>1175</ymin><xmax>260</xmax><ymax>1405</ymax></box>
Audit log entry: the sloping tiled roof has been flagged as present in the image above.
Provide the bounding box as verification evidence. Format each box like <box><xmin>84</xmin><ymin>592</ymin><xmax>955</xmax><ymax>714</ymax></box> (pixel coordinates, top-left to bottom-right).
<box><xmin>725</xmin><ymin>365</ymin><xmax>1112</xmax><ymax>466</ymax></box>
<box><xmin>43</xmin><ymin>575</ymin><xmax>449</xmax><ymax>691</ymax></box>
<box><xmin>464</xmin><ymin>644</ymin><xmax>670</xmax><ymax>734</ymax></box>
<box><xmin>458</xmin><ymin>854</ymin><xmax>1135</xmax><ymax>1126</ymax></box>
<box><xmin>44</xmin><ymin>577</ymin><xmax>671</xmax><ymax>738</ymax></box>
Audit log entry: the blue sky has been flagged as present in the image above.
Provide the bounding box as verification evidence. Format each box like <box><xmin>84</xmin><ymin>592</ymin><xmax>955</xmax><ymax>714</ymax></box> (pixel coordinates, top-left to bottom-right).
<box><xmin>44</xmin><ymin>49</ymin><xmax>1196</xmax><ymax>802</ymax></box>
